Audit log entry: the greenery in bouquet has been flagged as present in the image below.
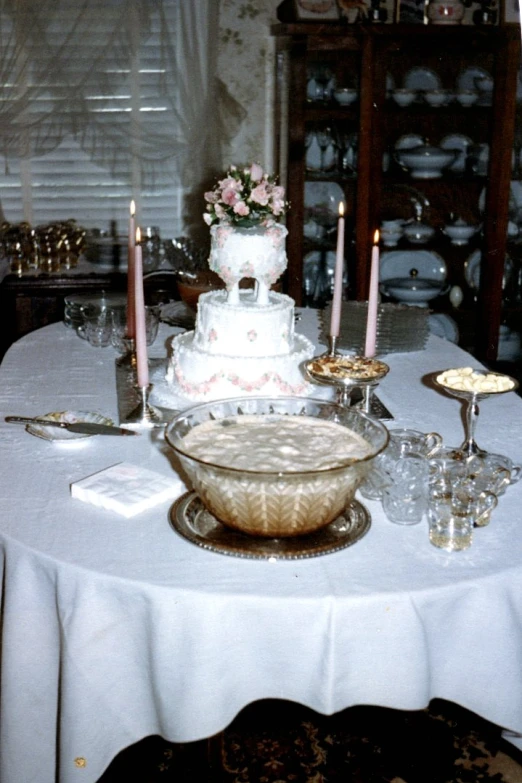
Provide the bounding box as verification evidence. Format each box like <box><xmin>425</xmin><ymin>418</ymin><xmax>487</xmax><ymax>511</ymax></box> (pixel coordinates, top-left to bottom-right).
<box><xmin>203</xmin><ymin>163</ymin><xmax>288</xmax><ymax>229</ymax></box>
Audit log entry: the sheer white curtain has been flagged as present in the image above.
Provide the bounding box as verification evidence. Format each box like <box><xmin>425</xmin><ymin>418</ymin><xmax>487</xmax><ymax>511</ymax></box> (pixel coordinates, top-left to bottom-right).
<box><xmin>0</xmin><ymin>0</ymin><xmax>222</xmax><ymax>240</ymax></box>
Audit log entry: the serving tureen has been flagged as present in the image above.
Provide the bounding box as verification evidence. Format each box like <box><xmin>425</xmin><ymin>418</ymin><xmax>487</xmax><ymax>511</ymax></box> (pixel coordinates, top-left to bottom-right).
<box><xmin>396</xmin><ymin>144</ymin><xmax>457</xmax><ymax>179</ymax></box>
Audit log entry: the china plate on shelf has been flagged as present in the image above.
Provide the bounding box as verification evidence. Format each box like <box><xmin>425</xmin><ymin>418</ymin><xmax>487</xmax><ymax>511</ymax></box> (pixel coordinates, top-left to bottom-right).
<box><xmin>403</xmin><ymin>66</ymin><xmax>441</xmax><ymax>91</ymax></box>
<box><xmin>464</xmin><ymin>249</ymin><xmax>482</xmax><ymax>290</ymax></box>
<box><xmin>456</xmin><ymin>66</ymin><xmax>492</xmax><ymax>93</ymax></box>
<box><xmin>25</xmin><ymin>411</ymin><xmax>115</xmax><ymax>442</ymax></box>
<box><xmin>440</xmin><ymin>133</ymin><xmax>473</xmax><ymax>173</ymax></box>
<box><xmin>380</xmin><ymin>250</ymin><xmax>447</xmax><ymax>282</ymax></box>
<box><xmin>304</xmin><ymin>181</ymin><xmax>345</xmax><ymax>225</ymax></box>
<box><xmin>303</xmin><ymin>250</ymin><xmax>345</xmax><ymax>298</ymax></box>
<box><xmin>511</xmin><ymin>180</ymin><xmax>522</xmax><ymax>208</ymax></box>
<box><xmin>478</xmin><ymin>181</ymin><xmax>521</xmax><ymax>214</ymax></box>
<box><xmin>428</xmin><ymin>313</ymin><xmax>459</xmax><ymax>344</ymax></box>
<box><xmin>464</xmin><ymin>249</ymin><xmax>514</xmax><ymax>291</ymax></box>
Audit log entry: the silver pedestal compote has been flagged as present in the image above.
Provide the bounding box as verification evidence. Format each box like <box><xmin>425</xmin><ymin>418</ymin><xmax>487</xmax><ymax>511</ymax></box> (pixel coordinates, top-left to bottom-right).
<box><xmin>304</xmin><ymin>341</ymin><xmax>390</xmax><ymax>416</ymax></box>
<box><xmin>433</xmin><ymin>368</ymin><xmax>519</xmax><ymax>458</ymax></box>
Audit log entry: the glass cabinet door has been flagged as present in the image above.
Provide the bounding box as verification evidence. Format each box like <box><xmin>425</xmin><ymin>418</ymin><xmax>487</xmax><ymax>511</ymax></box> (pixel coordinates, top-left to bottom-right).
<box><xmin>273</xmin><ymin>24</ymin><xmax>520</xmax><ymax>364</ymax></box>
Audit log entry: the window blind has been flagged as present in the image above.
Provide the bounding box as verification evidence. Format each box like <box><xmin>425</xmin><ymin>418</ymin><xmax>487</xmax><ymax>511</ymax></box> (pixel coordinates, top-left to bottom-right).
<box><xmin>0</xmin><ymin>0</ymin><xmax>220</xmax><ymax>243</ymax></box>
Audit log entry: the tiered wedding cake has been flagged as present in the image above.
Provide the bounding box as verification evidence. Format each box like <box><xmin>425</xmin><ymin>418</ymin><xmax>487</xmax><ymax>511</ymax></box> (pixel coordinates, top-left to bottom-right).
<box><xmin>165</xmin><ymin>164</ymin><xmax>314</xmax><ymax>402</ymax></box>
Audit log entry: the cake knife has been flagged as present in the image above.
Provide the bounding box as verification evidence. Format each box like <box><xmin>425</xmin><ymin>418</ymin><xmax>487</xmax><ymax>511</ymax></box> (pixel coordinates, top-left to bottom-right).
<box><xmin>5</xmin><ymin>416</ymin><xmax>140</xmax><ymax>436</ymax></box>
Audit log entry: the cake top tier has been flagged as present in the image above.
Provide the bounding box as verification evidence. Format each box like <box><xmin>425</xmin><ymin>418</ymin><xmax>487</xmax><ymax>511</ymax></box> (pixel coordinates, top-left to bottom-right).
<box><xmin>203</xmin><ymin>164</ymin><xmax>290</xmax><ymax>307</ymax></box>
<box><xmin>208</xmin><ymin>222</ymin><xmax>289</xmax><ymax>307</ymax></box>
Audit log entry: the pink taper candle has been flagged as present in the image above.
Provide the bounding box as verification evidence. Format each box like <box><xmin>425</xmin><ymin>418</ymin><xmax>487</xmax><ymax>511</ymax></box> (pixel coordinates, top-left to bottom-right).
<box><xmin>134</xmin><ymin>227</ymin><xmax>149</xmax><ymax>388</ymax></box>
<box><xmin>330</xmin><ymin>201</ymin><xmax>345</xmax><ymax>338</ymax></box>
<box><xmin>364</xmin><ymin>230</ymin><xmax>380</xmax><ymax>358</ymax></box>
<box><xmin>127</xmin><ymin>200</ymin><xmax>136</xmax><ymax>338</ymax></box>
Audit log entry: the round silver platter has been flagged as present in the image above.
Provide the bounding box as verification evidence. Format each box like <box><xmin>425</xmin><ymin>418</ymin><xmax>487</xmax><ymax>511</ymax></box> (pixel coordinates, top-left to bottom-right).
<box><xmin>169</xmin><ymin>491</ymin><xmax>371</xmax><ymax>560</ymax></box>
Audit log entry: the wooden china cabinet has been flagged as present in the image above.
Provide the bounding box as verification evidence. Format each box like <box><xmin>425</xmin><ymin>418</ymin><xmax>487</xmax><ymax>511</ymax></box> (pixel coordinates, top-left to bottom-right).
<box><xmin>272</xmin><ymin>22</ymin><xmax>521</xmax><ymax>363</ymax></box>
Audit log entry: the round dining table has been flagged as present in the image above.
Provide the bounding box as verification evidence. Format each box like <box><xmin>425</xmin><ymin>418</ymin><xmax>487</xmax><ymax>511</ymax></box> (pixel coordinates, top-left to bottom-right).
<box><xmin>1</xmin><ymin>313</ymin><xmax>522</xmax><ymax>782</ymax></box>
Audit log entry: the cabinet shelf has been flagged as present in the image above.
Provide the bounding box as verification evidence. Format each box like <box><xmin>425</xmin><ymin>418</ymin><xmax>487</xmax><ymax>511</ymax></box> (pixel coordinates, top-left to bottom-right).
<box><xmin>273</xmin><ymin>23</ymin><xmax>520</xmax><ymax>361</ymax></box>
<box><xmin>305</xmin><ymin>171</ymin><xmax>357</xmax><ymax>182</ymax></box>
<box><xmin>305</xmin><ymin>105</ymin><xmax>359</xmax><ymax>121</ymax></box>
<box><xmin>386</xmin><ymin>105</ymin><xmax>492</xmax><ymax>115</ymax></box>
<box><xmin>381</xmin><ymin>172</ymin><xmax>488</xmax><ymax>185</ymax></box>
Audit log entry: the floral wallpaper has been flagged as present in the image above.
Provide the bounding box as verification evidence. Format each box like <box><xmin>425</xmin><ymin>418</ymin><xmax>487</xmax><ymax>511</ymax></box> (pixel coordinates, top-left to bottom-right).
<box><xmin>218</xmin><ymin>0</ymin><xmax>281</xmax><ymax>172</ymax></box>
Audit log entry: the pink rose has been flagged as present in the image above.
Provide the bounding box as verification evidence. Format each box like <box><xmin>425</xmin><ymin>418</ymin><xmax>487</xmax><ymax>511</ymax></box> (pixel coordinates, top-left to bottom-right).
<box><xmin>214</xmin><ymin>203</ymin><xmax>226</xmax><ymax>219</ymax></box>
<box><xmin>204</xmin><ymin>190</ymin><xmax>219</xmax><ymax>203</ymax></box>
<box><xmin>219</xmin><ymin>176</ymin><xmax>241</xmax><ymax>192</ymax></box>
<box><xmin>250</xmin><ymin>163</ymin><xmax>264</xmax><ymax>182</ymax></box>
<box><xmin>250</xmin><ymin>183</ymin><xmax>269</xmax><ymax>206</ymax></box>
<box><xmin>271</xmin><ymin>185</ymin><xmax>285</xmax><ymax>200</ymax></box>
<box><xmin>222</xmin><ymin>187</ymin><xmax>239</xmax><ymax>206</ymax></box>
<box><xmin>271</xmin><ymin>198</ymin><xmax>285</xmax><ymax>215</ymax></box>
<box><xmin>233</xmin><ymin>201</ymin><xmax>250</xmax><ymax>216</ymax></box>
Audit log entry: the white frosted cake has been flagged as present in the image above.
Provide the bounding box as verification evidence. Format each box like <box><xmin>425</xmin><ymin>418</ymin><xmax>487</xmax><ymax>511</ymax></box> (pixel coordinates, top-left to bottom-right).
<box><xmin>165</xmin><ymin>289</ymin><xmax>314</xmax><ymax>401</ymax></box>
<box><xmin>163</xmin><ymin>163</ymin><xmax>315</xmax><ymax>403</ymax></box>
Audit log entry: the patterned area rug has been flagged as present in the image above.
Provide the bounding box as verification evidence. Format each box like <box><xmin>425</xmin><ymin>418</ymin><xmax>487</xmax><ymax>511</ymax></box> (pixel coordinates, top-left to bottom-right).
<box><xmin>98</xmin><ymin>699</ymin><xmax>522</xmax><ymax>782</ymax></box>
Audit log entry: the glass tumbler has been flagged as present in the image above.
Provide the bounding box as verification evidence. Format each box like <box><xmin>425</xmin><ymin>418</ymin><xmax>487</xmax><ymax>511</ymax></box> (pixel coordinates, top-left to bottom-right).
<box><xmin>111</xmin><ymin>305</ymin><xmax>160</xmax><ymax>352</ymax></box>
<box><xmin>381</xmin><ymin>456</ymin><xmax>428</xmax><ymax>525</ymax></box>
<box><xmin>428</xmin><ymin>482</ymin><xmax>497</xmax><ymax>550</ymax></box>
<box><xmin>111</xmin><ymin>308</ymin><xmax>132</xmax><ymax>353</ymax></box>
<box><xmin>358</xmin><ymin>451</ymin><xmax>393</xmax><ymax>500</ymax></box>
<box><xmin>145</xmin><ymin>305</ymin><xmax>160</xmax><ymax>345</ymax></box>
<box><xmin>77</xmin><ymin>309</ymin><xmax>112</xmax><ymax>348</ymax></box>
<box><xmin>428</xmin><ymin>506</ymin><xmax>474</xmax><ymax>552</ymax></box>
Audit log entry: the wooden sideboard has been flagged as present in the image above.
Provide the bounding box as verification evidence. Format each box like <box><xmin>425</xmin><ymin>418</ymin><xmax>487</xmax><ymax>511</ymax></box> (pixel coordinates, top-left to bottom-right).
<box><xmin>0</xmin><ymin>266</ymin><xmax>179</xmax><ymax>360</ymax></box>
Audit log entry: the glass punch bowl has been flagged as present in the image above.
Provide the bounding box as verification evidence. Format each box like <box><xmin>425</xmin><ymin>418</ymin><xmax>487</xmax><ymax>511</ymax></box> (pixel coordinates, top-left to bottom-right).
<box><xmin>165</xmin><ymin>396</ymin><xmax>389</xmax><ymax>538</ymax></box>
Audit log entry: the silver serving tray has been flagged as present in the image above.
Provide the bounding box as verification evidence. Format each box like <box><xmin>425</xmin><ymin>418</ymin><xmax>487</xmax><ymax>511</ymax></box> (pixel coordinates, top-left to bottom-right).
<box><xmin>169</xmin><ymin>492</ymin><xmax>371</xmax><ymax>560</ymax></box>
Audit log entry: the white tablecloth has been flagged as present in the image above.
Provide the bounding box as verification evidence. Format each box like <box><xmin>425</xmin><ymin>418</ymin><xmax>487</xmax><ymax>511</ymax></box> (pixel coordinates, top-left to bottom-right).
<box><xmin>1</xmin><ymin>314</ymin><xmax>522</xmax><ymax>782</ymax></box>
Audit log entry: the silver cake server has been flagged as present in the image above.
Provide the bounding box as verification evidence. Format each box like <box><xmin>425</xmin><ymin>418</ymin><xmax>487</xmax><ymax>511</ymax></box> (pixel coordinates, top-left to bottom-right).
<box><xmin>5</xmin><ymin>416</ymin><xmax>140</xmax><ymax>436</ymax></box>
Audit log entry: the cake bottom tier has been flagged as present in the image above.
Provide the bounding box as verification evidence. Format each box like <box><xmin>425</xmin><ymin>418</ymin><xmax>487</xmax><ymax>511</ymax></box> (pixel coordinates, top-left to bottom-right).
<box><xmin>166</xmin><ymin>332</ymin><xmax>315</xmax><ymax>401</ymax></box>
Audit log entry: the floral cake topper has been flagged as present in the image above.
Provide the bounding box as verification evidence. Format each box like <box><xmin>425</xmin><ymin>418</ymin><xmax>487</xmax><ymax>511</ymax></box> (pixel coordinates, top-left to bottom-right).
<box><xmin>203</xmin><ymin>163</ymin><xmax>288</xmax><ymax>229</ymax></box>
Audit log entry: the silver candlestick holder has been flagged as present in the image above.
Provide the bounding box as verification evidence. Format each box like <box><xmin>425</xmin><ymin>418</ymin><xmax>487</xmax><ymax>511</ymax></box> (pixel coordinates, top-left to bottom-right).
<box><xmin>123</xmin><ymin>384</ymin><xmax>163</xmax><ymax>428</ymax></box>
<box><xmin>115</xmin><ymin>338</ymin><xmax>137</xmax><ymax>370</ymax></box>
<box><xmin>327</xmin><ymin>335</ymin><xmax>339</xmax><ymax>356</ymax></box>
